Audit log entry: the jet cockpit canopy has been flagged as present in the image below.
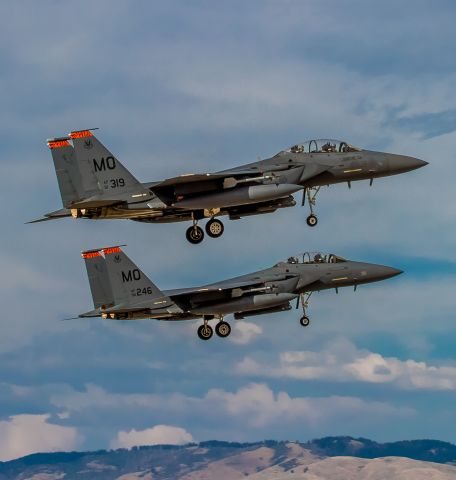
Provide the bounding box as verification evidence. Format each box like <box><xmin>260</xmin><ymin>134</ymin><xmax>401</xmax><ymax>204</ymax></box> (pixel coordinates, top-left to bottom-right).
<box><xmin>286</xmin><ymin>139</ymin><xmax>362</xmax><ymax>154</ymax></box>
<box><xmin>286</xmin><ymin>252</ymin><xmax>347</xmax><ymax>264</ymax></box>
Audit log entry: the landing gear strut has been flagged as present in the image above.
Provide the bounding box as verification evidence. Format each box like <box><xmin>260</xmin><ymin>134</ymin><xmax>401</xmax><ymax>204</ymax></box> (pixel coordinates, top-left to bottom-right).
<box><xmin>303</xmin><ymin>187</ymin><xmax>320</xmax><ymax>227</ymax></box>
<box><xmin>186</xmin><ymin>217</ymin><xmax>226</xmax><ymax>244</ymax></box>
<box><xmin>197</xmin><ymin>317</ymin><xmax>213</xmax><ymax>340</ymax></box>
<box><xmin>297</xmin><ymin>292</ymin><xmax>312</xmax><ymax>327</ymax></box>
<box><xmin>197</xmin><ymin>316</ymin><xmax>231</xmax><ymax>340</ymax></box>
<box><xmin>205</xmin><ymin>218</ymin><xmax>224</xmax><ymax>238</ymax></box>
<box><xmin>186</xmin><ymin>217</ymin><xmax>205</xmax><ymax>244</ymax></box>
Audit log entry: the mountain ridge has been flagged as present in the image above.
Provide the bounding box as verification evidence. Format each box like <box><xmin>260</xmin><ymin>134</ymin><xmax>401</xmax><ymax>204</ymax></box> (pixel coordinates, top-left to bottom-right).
<box><xmin>1</xmin><ymin>436</ymin><xmax>456</xmax><ymax>480</ymax></box>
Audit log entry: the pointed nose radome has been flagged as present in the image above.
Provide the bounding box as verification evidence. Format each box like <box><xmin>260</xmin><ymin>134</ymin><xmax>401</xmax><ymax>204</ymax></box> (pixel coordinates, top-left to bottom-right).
<box><xmin>384</xmin><ymin>266</ymin><xmax>403</xmax><ymax>278</ymax></box>
<box><xmin>372</xmin><ymin>265</ymin><xmax>403</xmax><ymax>281</ymax></box>
<box><xmin>392</xmin><ymin>155</ymin><xmax>428</xmax><ymax>174</ymax></box>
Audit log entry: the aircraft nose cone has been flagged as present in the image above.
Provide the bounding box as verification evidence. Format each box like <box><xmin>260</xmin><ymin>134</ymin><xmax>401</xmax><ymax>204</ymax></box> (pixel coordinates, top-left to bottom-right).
<box><xmin>372</xmin><ymin>265</ymin><xmax>403</xmax><ymax>280</ymax></box>
<box><xmin>384</xmin><ymin>266</ymin><xmax>403</xmax><ymax>278</ymax></box>
<box><xmin>392</xmin><ymin>155</ymin><xmax>428</xmax><ymax>173</ymax></box>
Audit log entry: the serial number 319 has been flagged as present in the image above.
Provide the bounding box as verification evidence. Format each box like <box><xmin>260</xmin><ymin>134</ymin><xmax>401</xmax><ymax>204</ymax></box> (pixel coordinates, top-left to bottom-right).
<box><xmin>106</xmin><ymin>178</ymin><xmax>125</xmax><ymax>189</ymax></box>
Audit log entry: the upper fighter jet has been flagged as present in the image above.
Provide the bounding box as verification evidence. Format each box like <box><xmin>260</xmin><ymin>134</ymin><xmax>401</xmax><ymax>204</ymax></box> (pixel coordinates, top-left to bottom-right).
<box><xmin>31</xmin><ymin>130</ymin><xmax>427</xmax><ymax>243</ymax></box>
<box><xmin>79</xmin><ymin>246</ymin><xmax>402</xmax><ymax>340</ymax></box>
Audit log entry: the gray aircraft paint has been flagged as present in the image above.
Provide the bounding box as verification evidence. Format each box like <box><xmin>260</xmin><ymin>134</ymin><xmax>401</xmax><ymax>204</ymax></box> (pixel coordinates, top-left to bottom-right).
<box><xmin>82</xmin><ymin>250</ymin><xmax>114</xmax><ymax>309</ymax></box>
<box><xmin>78</xmin><ymin>248</ymin><xmax>402</xmax><ymax>339</ymax></box>
<box><xmin>69</xmin><ymin>130</ymin><xmax>150</xmax><ymax>201</ymax></box>
<box><xmin>100</xmin><ymin>246</ymin><xmax>174</xmax><ymax>311</ymax></box>
<box><xmin>47</xmin><ymin>138</ymin><xmax>83</xmax><ymax>208</ymax></box>
<box><xmin>30</xmin><ymin>132</ymin><xmax>427</xmax><ymax>240</ymax></box>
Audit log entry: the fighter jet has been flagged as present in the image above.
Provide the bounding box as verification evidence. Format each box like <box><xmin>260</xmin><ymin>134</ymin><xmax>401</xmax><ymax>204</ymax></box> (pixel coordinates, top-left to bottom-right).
<box><xmin>31</xmin><ymin>130</ymin><xmax>427</xmax><ymax>243</ymax></box>
<box><xmin>79</xmin><ymin>246</ymin><xmax>402</xmax><ymax>340</ymax></box>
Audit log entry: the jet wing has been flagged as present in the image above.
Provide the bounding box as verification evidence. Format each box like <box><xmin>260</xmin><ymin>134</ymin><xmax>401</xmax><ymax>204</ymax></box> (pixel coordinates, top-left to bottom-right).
<box><xmin>165</xmin><ymin>278</ymin><xmax>266</xmax><ymax>298</ymax></box>
<box><xmin>152</xmin><ymin>161</ymin><xmax>331</xmax><ymax>193</ymax></box>
<box><xmin>166</xmin><ymin>273</ymin><xmax>299</xmax><ymax>304</ymax></box>
<box><xmin>151</xmin><ymin>171</ymin><xmax>257</xmax><ymax>188</ymax></box>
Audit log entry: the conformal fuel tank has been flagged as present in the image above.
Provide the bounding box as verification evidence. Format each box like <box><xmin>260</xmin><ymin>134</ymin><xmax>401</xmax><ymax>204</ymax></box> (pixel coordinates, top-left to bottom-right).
<box><xmin>173</xmin><ymin>184</ymin><xmax>302</xmax><ymax>209</ymax></box>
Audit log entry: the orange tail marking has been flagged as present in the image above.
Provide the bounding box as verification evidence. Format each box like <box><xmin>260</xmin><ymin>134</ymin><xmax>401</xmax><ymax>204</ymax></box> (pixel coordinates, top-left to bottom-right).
<box><xmin>103</xmin><ymin>247</ymin><xmax>122</xmax><ymax>255</ymax></box>
<box><xmin>48</xmin><ymin>140</ymin><xmax>70</xmax><ymax>149</ymax></box>
<box><xmin>69</xmin><ymin>130</ymin><xmax>94</xmax><ymax>139</ymax></box>
<box><xmin>82</xmin><ymin>251</ymin><xmax>102</xmax><ymax>259</ymax></box>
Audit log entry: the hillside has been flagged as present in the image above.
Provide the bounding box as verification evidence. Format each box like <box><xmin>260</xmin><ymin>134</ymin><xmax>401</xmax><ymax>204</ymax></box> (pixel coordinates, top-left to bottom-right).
<box><xmin>0</xmin><ymin>437</ymin><xmax>455</xmax><ymax>480</ymax></box>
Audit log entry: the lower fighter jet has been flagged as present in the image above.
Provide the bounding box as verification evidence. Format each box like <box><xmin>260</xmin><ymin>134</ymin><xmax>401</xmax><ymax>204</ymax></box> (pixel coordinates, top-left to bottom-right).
<box><xmin>79</xmin><ymin>247</ymin><xmax>402</xmax><ymax>340</ymax></box>
<box><xmin>31</xmin><ymin>130</ymin><xmax>427</xmax><ymax>244</ymax></box>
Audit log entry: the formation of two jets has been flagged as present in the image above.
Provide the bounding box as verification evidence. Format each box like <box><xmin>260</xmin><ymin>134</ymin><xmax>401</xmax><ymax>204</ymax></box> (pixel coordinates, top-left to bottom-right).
<box><xmin>33</xmin><ymin>129</ymin><xmax>426</xmax><ymax>340</ymax></box>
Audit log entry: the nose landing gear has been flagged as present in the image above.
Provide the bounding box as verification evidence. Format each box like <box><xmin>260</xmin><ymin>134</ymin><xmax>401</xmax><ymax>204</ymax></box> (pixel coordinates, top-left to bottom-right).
<box><xmin>303</xmin><ymin>187</ymin><xmax>320</xmax><ymax>227</ymax></box>
<box><xmin>297</xmin><ymin>292</ymin><xmax>312</xmax><ymax>327</ymax></box>
<box><xmin>306</xmin><ymin>214</ymin><xmax>318</xmax><ymax>227</ymax></box>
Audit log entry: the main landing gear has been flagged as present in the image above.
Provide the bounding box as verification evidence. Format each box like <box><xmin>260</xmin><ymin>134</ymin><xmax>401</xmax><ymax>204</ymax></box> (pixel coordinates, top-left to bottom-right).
<box><xmin>186</xmin><ymin>218</ymin><xmax>225</xmax><ymax>244</ymax></box>
<box><xmin>297</xmin><ymin>292</ymin><xmax>312</xmax><ymax>327</ymax></box>
<box><xmin>206</xmin><ymin>218</ymin><xmax>224</xmax><ymax>238</ymax></box>
<box><xmin>303</xmin><ymin>187</ymin><xmax>320</xmax><ymax>227</ymax></box>
<box><xmin>186</xmin><ymin>224</ymin><xmax>204</xmax><ymax>244</ymax></box>
<box><xmin>197</xmin><ymin>316</ymin><xmax>231</xmax><ymax>340</ymax></box>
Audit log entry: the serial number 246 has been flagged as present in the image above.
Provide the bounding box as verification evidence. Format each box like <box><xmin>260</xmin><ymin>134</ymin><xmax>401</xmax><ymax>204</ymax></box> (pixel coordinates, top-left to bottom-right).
<box><xmin>134</xmin><ymin>287</ymin><xmax>154</xmax><ymax>296</ymax></box>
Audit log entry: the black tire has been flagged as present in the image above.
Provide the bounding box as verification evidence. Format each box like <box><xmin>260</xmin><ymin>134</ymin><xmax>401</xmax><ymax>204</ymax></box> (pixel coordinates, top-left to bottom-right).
<box><xmin>205</xmin><ymin>219</ymin><xmax>224</xmax><ymax>238</ymax></box>
<box><xmin>299</xmin><ymin>316</ymin><xmax>310</xmax><ymax>327</ymax></box>
<box><xmin>186</xmin><ymin>225</ymin><xmax>204</xmax><ymax>244</ymax></box>
<box><xmin>197</xmin><ymin>324</ymin><xmax>213</xmax><ymax>340</ymax></box>
<box><xmin>306</xmin><ymin>214</ymin><xmax>318</xmax><ymax>227</ymax></box>
<box><xmin>215</xmin><ymin>321</ymin><xmax>231</xmax><ymax>338</ymax></box>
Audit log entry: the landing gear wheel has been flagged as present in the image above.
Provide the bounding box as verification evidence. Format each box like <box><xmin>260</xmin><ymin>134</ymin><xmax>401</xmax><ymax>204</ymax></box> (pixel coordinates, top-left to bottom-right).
<box><xmin>299</xmin><ymin>316</ymin><xmax>310</xmax><ymax>327</ymax></box>
<box><xmin>215</xmin><ymin>321</ymin><xmax>231</xmax><ymax>338</ymax></box>
<box><xmin>186</xmin><ymin>225</ymin><xmax>205</xmax><ymax>244</ymax></box>
<box><xmin>197</xmin><ymin>324</ymin><xmax>213</xmax><ymax>340</ymax></box>
<box><xmin>306</xmin><ymin>214</ymin><xmax>318</xmax><ymax>227</ymax></box>
<box><xmin>205</xmin><ymin>219</ymin><xmax>224</xmax><ymax>238</ymax></box>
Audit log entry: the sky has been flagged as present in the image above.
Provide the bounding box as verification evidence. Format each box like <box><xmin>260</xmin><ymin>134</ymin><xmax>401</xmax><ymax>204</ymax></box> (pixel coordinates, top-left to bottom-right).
<box><xmin>0</xmin><ymin>0</ymin><xmax>455</xmax><ymax>461</ymax></box>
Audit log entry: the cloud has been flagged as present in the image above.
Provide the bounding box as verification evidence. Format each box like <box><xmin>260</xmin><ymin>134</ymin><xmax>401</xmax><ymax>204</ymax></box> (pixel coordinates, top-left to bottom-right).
<box><xmin>205</xmin><ymin>383</ymin><xmax>413</xmax><ymax>429</ymax></box>
<box><xmin>0</xmin><ymin>0</ymin><xmax>456</xmax><ymax>451</ymax></box>
<box><xmin>0</xmin><ymin>414</ymin><xmax>81</xmax><ymax>461</ymax></box>
<box><xmin>235</xmin><ymin>338</ymin><xmax>456</xmax><ymax>390</ymax></box>
<box><xmin>230</xmin><ymin>322</ymin><xmax>263</xmax><ymax>345</ymax></box>
<box><xmin>51</xmin><ymin>381</ymin><xmax>413</xmax><ymax>442</ymax></box>
<box><xmin>110</xmin><ymin>424</ymin><xmax>194</xmax><ymax>449</ymax></box>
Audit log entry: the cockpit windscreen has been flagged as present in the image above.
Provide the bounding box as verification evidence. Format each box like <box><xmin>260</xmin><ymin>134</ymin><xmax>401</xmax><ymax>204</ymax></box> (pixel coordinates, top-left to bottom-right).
<box><xmin>286</xmin><ymin>139</ymin><xmax>362</xmax><ymax>154</ymax></box>
<box><xmin>286</xmin><ymin>252</ymin><xmax>347</xmax><ymax>264</ymax></box>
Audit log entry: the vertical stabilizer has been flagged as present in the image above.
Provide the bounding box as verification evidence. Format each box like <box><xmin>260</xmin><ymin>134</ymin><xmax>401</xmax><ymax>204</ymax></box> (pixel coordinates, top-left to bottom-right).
<box><xmin>48</xmin><ymin>137</ymin><xmax>82</xmax><ymax>207</ymax></box>
<box><xmin>82</xmin><ymin>250</ymin><xmax>114</xmax><ymax>309</ymax></box>
<box><xmin>102</xmin><ymin>246</ymin><xmax>165</xmax><ymax>306</ymax></box>
<box><xmin>69</xmin><ymin>129</ymin><xmax>149</xmax><ymax>198</ymax></box>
